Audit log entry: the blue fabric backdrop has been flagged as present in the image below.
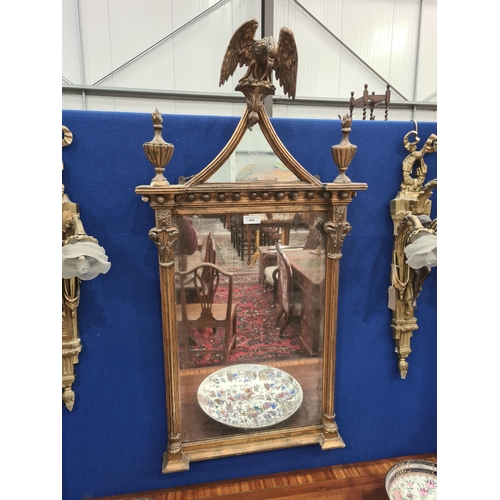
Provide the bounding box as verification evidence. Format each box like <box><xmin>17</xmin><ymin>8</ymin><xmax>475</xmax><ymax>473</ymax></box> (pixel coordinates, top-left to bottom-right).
<box><xmin>61</xmin><ymin>110</ymin><xmax>437</xmax><ymax>500</ymax></box>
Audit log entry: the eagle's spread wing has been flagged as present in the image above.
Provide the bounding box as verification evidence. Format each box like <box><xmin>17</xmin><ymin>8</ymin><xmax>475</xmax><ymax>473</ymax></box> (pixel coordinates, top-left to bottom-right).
<box><xmin>219</xmin><ymin>19</ymin><xmax>259</xmax><ymax>87</ymax></box>
<box><xmin>273</xmin><ymin>27</ymin><xmax>298</xmax><ymax>99</ymax></box>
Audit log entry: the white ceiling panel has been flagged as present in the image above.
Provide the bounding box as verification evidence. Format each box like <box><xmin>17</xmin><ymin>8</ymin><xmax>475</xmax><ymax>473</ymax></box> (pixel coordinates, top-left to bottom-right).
<box><xmin>296</xmin><ymin>0</ymin><xmax>344</xmax><ymax>34</ymax></box>
<box><xmin>172</xmin><ymin>8</ymin><xmax>230</xmax><ymax>93</ymax></box>
<box><xmin>416</xmin><ymin>0</ymin><xmax>437</xmax><ymax>102</ymax></box>
<box><xmin>108</xmin><ymin>42</ymin><xmax>176</xmax><ymax>90</ymax></box>
<box><xmin>105</xmin><ymin>0</ymin><xmax>173</xmax><ymax>79</ymax></box>
<box><xmin>389</xmin><ymin>0</ymin><xmax>421</xmax><ymax>100</ymax></box>
<box><xmin>275</xmin><ymin>0</ymin><xmax>413</xmax><ymax>101</ymax></box>
<box><xmin>171</xmin><ymin>0</ymin><xmax>219</xmax><ymax>29</ymax></box>
<box><xmin>62</xmin><ymin>93</ymin><xmax>85</xmax><ymax>110</ymax></box>
<box><xmin>341</xmin><ymin>0</ymin><xmax>396</xmax><ymax>76</ymax></box>
<box><xmin>62</xmin><ymin>0</ymin><xmax>83</xmax><ymax>84</ymax></box>
<box><xmin>415</xmin><ymin>109</ymin><xmax>437</xmax><ymax>122</ymax></box>
<box><xmin>279</xmin><ymin>7</ymin><xmax>345</xmax><ymax>99</ymax></box>
<box><xmin>77</xmin><ymin>0</ymin><xmax>115</xmax><ymax>85</ymax></box>
<box><xmin>220</xmin><ymin>0</ymin><xmax>263</xmax><ymax>94</ymax></box>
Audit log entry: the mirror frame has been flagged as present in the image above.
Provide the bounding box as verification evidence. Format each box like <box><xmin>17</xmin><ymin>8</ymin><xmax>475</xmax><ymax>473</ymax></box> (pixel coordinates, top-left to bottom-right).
<box><xmin>136</xmin><ymin>107</ymin><xmax>367</xmax><ymax>472</ymax></box>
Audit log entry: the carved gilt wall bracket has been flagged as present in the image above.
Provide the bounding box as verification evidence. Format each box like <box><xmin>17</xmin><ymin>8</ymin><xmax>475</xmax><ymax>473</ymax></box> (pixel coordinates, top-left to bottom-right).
<box><xmin>389</xmin><ymin>122</ymin><xmax>437</xmax><ymax>379</ymax></box>
<box><xmin>62</xmin><ymin>126</ymin><xmax>111</xmax><ymax>411</ymax></box>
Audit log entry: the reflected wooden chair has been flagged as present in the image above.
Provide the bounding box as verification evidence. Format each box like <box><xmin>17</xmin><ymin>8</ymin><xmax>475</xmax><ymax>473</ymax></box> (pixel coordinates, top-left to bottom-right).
<box><xmin>233</xmin><ymin>214</ymin><xmax>245</xmax><ymax>258</ymax></box>
<box><xmin>260</xmin><ymin>214</ymin><xmax>281</xmax><ymax>246</ymax></box>
<box><xmin>177</xmin><ymin>232</ymin><xmax>216</xmax><ymax>303</ymax></box>
<box><xmin>262</xmin><ymin>253</ymin><xmax>279</xmax><ymax>304</ymax></box>
<box><xmin>239</xmin><ymin>221</ymin><xmax>257</xmax><ymax>262</ymax></box>
<box><xmin>204</xmin><ymin>232</ymin><xmax>216</xmax><ymax>264</ymax></box>
<box><xmin>176</xmin><ymin>263</ymin><xmax>237</xmax><ymax>366</ymax></box>
<box><xmin>260</xmin><ymin>213</ymin><xmax>291</xmax><ymax>246</ymax></box>
<box><xmin>262</xmin><ymin>221</ymin><xmax>323</xmax><ymax>298</ymax></box>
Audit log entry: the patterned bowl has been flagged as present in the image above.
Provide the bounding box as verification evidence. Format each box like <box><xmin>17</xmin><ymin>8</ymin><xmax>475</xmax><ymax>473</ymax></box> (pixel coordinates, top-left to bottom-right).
<box><xmin>385</xmin><ymin>460</ymin><xmax>437</xmax><ymax>500</ymax></box>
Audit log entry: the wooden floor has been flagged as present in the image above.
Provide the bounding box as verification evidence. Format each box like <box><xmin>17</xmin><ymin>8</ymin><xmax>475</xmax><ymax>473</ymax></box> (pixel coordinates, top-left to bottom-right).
<box><xmin>92</xmin><ymin>453</ymin><xmax>436</xmax><ymax>499</ymax></box>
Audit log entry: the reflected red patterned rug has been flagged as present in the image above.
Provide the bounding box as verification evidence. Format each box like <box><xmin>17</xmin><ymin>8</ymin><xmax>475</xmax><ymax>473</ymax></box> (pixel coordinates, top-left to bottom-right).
<box><xmin>179</xmin><ymin>275</ymin><xmax>305</xmax><ymax>368</ymax></box>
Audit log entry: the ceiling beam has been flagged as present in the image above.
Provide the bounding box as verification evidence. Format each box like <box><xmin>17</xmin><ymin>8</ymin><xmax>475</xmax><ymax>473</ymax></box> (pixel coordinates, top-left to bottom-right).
<box><xmin>62</xmin><ymin>84</ymin><xmax>437</xmax><ymax>111</ymax></box>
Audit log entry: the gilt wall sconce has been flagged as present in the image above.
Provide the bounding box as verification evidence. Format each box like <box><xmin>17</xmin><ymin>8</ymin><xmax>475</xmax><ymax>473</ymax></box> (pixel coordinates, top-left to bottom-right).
<box><xmin>389</xmin><ymin>122</ymin><xmax>437</xmax><ymax>379</ymax></box>
<box><xmin>62</xmin><ymin>126</ymin><xmax>111</xmax><ymax>411</ymax></box>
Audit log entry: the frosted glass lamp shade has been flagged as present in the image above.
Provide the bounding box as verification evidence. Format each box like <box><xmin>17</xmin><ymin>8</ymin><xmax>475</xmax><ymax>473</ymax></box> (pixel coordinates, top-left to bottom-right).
<box><xmin>404</xmin><ymin>232</ymin><xmax>437</xmax><ymax>269</ymax></box>
<box><xmin>62</xmin><ymin>241</ymin><xmax>111</xmax><ymax>280</ymax></box>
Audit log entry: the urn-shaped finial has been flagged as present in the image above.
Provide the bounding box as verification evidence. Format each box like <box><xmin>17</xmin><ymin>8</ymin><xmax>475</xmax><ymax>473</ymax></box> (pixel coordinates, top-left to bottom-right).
<box><xmin>142</xmin><ymin>109</ymin><xmax>174</xmax><ymax>186</ymax></box>
<box><xmin>332</xmin><ymin>114</ymin><xmax>357</xmax><ymax>183</ymax></box>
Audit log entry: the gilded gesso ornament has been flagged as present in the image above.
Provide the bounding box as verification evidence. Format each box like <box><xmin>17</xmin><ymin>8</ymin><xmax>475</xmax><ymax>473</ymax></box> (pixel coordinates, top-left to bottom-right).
<box><xmin>62</xmin><ymin>126</ymin><xmax>111</xmax><ymax>410</ymax></box>
<box><xmin>400</xmin><ymin>130</ymin><xmax>437</xmax><ymax>192</ymax></box>
<box><xmin>333</xmin><ymin>205</ymin><xmax>347</xmax><ymax>222</ymax></box>
<box><xmin>149</xmin><ymin>226</ymin><xmax>179</xmax><ymax>266</ymax></box>
<box><xmin>156</xmin><ymin>209</ymin><xmax>172</xmax><ymax>229</ymax></box>
<box><xmin>62</xmin><ymin>125</ymin><xmax>73</xmax><ymax>147</ymax></box>
<box><xmin>389</xmin><ymin>123</ymin><xmax>437</xmax><ymax>379</ymax></box>
<box><xmin>62</xmin><ymin>275</ymin><xmax>81</xmax><ymax>411</ymax></box>
<box><xmin>331</xmin><ymin>115</ymin><xmax>357</xmax><ymax>183</ymax></box>
<box><xmin>62</xmin><ymin>126</ymin><xmax>80</xmax><ymax>411</ymax></box>
<box><xmin>219</xmin><ymin>18</ymin><xmax>298</xmax><ymax>126</ymax></box>
<box><xmin>322</xmin><ymin>221</ymin><xmax>352</xmax><ymax>259</ymax></box>
<box><xmin>143</xmin><ymin>109</ymin><xmax>174</xmax><ymax>187</ymax></box>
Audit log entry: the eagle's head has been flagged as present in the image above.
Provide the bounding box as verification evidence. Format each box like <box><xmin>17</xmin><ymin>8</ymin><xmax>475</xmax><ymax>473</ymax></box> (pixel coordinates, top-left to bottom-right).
<box><xmin>252</xmin><ymin>38</ymin><xmax>273</xmax><ymax>63</ymax></box>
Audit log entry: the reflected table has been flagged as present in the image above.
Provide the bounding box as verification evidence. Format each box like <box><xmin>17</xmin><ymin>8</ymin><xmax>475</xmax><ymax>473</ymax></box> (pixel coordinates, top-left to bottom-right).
<box><xmin>285</xmin><ymin>250</ymin><xmax>325</xmax><ymax>356</ymax></box>
<box><xmin>245</xmin><ymin>215</ymin><xmax>293</xmax><ymax>264</ymax></box>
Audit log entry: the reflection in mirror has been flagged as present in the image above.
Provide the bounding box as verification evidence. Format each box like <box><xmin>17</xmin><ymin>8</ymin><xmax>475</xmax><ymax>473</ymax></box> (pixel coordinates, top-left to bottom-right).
<box><xmin>173</xmin><ymin>212</ymin><xmax>327</xmax><ymax>442</ymax></box>
<box><xmin>207</xmin><ymin>124</ymin><xmax>299</xmax><ymax>183</ymax></box>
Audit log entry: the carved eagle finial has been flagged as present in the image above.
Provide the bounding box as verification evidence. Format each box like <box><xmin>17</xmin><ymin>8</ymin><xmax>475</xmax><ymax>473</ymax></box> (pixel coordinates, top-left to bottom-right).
<box><xmin>219</xmin><ymin>19</ymin><xmax>298</xmax><ymax>100</ymax></box>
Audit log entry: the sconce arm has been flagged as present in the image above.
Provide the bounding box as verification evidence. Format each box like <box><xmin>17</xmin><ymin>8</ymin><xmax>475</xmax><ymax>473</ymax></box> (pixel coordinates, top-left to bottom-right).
<box><xmin>405</xmin><ymin>214</ymin><xmax>428</xmax><ymax>240</ymax></box>
<box><xmin>62</xmin><ymin>213</ymin><xmax>99</xmax><ymax>247</ymax></box>
<box><xmin>414</xmin><ymin>179</ymin><xmax>437</xmax><ymax>214</ymax></box>
<box><xmin>405</xmin><ymin>213</ymin><xmax>423</xmax><ymax>229</ymax></box>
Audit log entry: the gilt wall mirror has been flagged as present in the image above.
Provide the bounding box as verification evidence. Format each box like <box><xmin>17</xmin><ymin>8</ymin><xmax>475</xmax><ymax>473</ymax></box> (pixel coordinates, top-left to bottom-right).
<box><xmin>135</xmin><ymin>19</ymin><xmax>367</xmax><ymax>472</ymax></box>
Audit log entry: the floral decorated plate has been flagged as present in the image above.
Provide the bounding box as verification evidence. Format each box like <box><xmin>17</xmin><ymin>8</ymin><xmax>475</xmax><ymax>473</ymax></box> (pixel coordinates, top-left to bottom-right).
<box><xmin>385</xmin><ymin>460</ymin><xmax>437</xmax><ymax>500</ymax></box>
<box><xmin>197</xmin><ymin>364</ymin><xmax>303</xmax><ymax>429</ymax></box>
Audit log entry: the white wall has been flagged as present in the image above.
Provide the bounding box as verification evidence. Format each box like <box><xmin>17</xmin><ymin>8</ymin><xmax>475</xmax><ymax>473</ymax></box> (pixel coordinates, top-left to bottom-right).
<box><xmin>62</xmin><ymin>0</ymin><xmax>437</xmax><ymax>122</ymax></box>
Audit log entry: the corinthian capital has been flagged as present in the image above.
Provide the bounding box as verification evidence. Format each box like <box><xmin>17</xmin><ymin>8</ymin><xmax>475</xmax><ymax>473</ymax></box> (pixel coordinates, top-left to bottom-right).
<box><xmin>149</xmin><ymin>226</ymin><xmax>179</xmax><ymax>266</ymax></box>
<box><xmin>322</xmin><ymin>220</ymin><xmax>351</xmax><ymax>259</ymax></box>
